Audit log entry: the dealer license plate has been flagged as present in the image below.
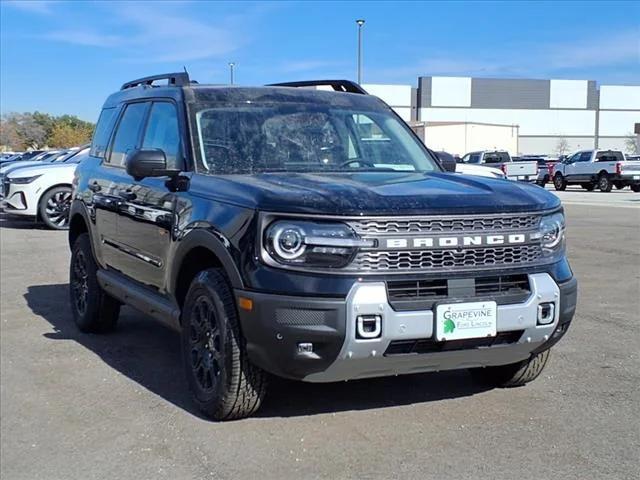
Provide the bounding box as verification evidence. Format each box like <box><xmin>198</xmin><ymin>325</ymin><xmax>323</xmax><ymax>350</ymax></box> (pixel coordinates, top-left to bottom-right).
<box><xmin>435</xmin><ymin>301</ymin><xmax>497</xmax><ymax>341</ymax></box>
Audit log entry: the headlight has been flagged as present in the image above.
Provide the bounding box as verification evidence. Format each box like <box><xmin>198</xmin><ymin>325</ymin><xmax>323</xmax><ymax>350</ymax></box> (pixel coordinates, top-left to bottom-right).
<box><xmin>265</xmin><ymin>220</ymin><xmax>373</xmax><ymax>268</ymax></box>
<box><xmin>8</xmin><ymin>174</ymin><xmax>41</xmax><ymax>184</ymax></box>
<box><xmin>538</xmin><ymin>211</ymin><xmax>565</xmax><ymax>256</ymax></box>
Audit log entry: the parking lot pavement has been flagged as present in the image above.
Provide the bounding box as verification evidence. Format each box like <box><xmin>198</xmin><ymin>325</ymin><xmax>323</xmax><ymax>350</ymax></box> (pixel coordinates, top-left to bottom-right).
<box><xmin>547</xmin><ymin>185</ymin><xmax>640</xmax><ymax>209</ymax></box>
<box><xmin>1</xmin><ymin>205</ymin><xmax>639</xmax><ymax>480</ymax></box>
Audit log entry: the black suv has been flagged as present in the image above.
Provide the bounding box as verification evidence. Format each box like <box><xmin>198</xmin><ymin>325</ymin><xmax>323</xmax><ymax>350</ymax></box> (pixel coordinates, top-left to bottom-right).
<box><xmin>68</xmin><ymin>73</ymin><xmax>577</xmax><ymax>420</ymax></box>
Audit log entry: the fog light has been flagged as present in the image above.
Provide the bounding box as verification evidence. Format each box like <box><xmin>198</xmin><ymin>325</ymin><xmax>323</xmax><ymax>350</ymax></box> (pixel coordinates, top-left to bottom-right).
<box><xmin>537</xmin><ymin>302</ymin><xmax>555</xmax><ymax>325</ymax></box>
<box><xmin>356</xmin><ymin>315</ymin><xmax>382</xmax><ymax>339</ymax></box>
<box><xmin>297</xmin><ymin>342</ymin><xmax>313</xmax><ymax>354</ymax></box>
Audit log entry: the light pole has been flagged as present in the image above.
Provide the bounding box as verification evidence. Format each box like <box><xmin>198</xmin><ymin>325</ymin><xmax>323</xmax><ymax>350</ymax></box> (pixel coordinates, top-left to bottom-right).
<box><xmin>356</xmin><ymin>19</ymin><xmax>365</xmax><ymax>84</ymax></box>
<box><xmin>228</xmin><ymin>62</ymin><xmax>235</xmax><ymax>85</ymax></box>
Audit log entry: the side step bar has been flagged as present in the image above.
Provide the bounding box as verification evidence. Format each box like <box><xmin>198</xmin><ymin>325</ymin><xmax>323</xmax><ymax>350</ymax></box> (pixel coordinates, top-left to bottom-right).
<box><xmin>97</xmin><ymin>269</ymin><xmax>180</xmax><ymax>329</ymax></box>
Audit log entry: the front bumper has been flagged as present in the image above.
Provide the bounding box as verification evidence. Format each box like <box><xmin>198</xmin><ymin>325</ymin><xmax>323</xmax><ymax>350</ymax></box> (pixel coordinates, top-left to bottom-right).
<box><xmin>237</xmin><ymin>273</ymin><xmax>577</xmax><ymax>382</ymax></box>
<box><xmin>1</xmin><ymin>182</ymin><xmax>38</xmax><ymax>216</ymax></box>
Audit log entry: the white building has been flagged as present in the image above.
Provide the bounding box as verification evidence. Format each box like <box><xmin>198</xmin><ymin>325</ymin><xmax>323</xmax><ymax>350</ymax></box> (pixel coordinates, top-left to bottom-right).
<box><xmin>365</xmin><ymin>77</ymin><xmax>640</xmax><ymax>155</ymax></box>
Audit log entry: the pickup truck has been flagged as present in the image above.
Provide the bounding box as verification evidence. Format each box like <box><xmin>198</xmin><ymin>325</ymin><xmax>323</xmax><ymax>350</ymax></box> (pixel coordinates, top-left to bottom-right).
<box><xmin>551</xmin><ymin>150</ymin><xmax>640</xmax><ymax>192</ymax></box>
<box><xmin>67</xmin><ymin>74</ymin><xmax>577</xmax><ymax>420</ymax></box>
<box><xmin>461</xmin><ymin>150</ymin><xmax>538</xmax><ymax>183</ymax></box>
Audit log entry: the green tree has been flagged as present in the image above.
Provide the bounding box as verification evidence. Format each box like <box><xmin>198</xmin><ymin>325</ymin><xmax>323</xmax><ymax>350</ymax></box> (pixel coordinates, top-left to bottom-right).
<box><xmin>48</xmin><ymin>122</ymin><xmax>93</xmax><ymax>148</ymax></box>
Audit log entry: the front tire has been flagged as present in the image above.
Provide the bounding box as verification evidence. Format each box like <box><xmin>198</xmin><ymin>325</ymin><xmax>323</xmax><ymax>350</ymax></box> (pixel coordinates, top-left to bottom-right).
<box><xmin>39</xmin><ymin>186</ymin><xmax>72</xmax><ymax>230</ymax></box>
<box><xmin>598</xmin><ymin>173</ymin><xmax>612</xmax><ymax>192</ymax></box>
<box><xmin>553</xmin><ymin>173</ymin><xmax>567</xmax><ymax>191</ymax></box>
<box><xmin>469</xmin><ymin>349</ymin><xmax>550</xmax><ymax>387</ymax></box>
<box><xmin>181</xmin><ymin>269</ymin><xmax>266</xmax><ymax>420</ymax></box>
<box><xmin>69</xmin><ymin>233</ymin><xmax>120</xmax><ymax>333</ymax></box>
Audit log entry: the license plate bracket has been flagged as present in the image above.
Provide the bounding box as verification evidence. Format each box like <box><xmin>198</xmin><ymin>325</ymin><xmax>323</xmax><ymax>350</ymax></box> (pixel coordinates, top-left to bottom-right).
<box><xmin>435</xmin><ymin>301</ymin><xmax>497</xmax><ymax>341</ymax></box>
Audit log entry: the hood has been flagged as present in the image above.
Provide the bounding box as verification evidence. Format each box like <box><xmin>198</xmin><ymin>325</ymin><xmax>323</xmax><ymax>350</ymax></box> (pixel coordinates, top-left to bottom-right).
<box><xmin>192</xmin><ymin>171</ymin><xmax>560</xmax><ymax>216</ymax></box>
<box><xmin>0</xmin><ymin>160</ymin><xmax>46</xmax><ymax>175</ymax></box>
<box><xmin>7</xmin><ymin>162</ymin><xmax>77</xmax><ymax>179</ymax></box>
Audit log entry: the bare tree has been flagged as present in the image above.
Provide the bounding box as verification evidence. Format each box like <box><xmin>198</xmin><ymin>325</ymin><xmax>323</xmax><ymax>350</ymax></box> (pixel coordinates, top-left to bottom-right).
<box><xmin>3</xmin><ymin>113</ymin><xmax>47</xmax><ymax>149</ymax></box>
<box><xmin>624</xmin><ymin>133</ymin><xmax>639</xmax><ymax>155</ymax></box>
<box><xmin>0</xmin><ymin>119</ymin><xmax>21</xmax><ymax>150</ymax></box>
<box><xmin>555</xmin><ymin>137</ymin><xmax>570</xmax><ymax>156</ymax></box>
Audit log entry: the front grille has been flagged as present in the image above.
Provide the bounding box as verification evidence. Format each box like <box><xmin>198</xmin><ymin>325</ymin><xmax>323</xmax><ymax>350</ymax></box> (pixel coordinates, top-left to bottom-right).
<box><xmin>347</xmin><ymin>245</ymin><xmax>542</xmax><ymax>272</ymax></box>
<box><xmin>384</xmin><ymin>330</ymin><xmax>524</xmax><ymax>356</ymax></box>
<box><xmin>386</xmin><ymin>274</ymin><xmax>531</xmax><ymax>311</ymax></box>
<box><xmin>349</xmin><ymin>214</ymin><xmax>540</xmax><ymax>235</ymax></box>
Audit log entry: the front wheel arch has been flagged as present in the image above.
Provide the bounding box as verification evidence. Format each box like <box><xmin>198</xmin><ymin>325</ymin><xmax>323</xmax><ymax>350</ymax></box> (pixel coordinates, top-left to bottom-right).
<box><xmin>170</xmin><ymin>229</ymin><xmax>245</xmax><ymax>310</ymax></box>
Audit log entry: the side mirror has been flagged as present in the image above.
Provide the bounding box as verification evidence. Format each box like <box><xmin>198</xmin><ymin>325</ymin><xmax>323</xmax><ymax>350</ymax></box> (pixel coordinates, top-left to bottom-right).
<box><xmin>126</xmin><ymin>149</ymin><xmax>179</xmax><ymax>180</ymax></box>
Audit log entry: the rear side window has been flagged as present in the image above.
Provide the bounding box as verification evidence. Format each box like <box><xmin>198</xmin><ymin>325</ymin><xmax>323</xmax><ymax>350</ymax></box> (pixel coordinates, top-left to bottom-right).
<box><xmin>484</xmin><ymin>152</ymin><xmax>510</xmax><ymax>164</ymax></box>
<box><xmin>107</xmin><ymin>103</ymin><xmax>148</xmax><ymax>166</ymax></box>
<box><xmin>142</xmin><ymin>102</ymin><xmax>181</xmax><ymax>169</ymax></box>
<box><xmin>596</xmin><ymin>151</ymin><xmax>624</xmax><ymax>162</ymax></box>
<box><xmin>90</xmin><ymin>107</ymin><xmax>118</xmax><ymax>158</ymax></box>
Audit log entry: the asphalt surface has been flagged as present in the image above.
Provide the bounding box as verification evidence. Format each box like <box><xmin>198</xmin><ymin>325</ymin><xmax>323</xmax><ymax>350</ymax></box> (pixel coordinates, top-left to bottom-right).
<box><xmin>1</xmin><ymin>200</ymin><xmax>639</xmax><ymax>480</ymax></box>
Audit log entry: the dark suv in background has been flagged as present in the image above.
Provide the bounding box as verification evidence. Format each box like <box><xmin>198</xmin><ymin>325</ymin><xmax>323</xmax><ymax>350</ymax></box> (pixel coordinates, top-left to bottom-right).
<box><xmin>68</xmin><ymin>73</ymin><xmax>577</xmax><ymax>420</ymax></box>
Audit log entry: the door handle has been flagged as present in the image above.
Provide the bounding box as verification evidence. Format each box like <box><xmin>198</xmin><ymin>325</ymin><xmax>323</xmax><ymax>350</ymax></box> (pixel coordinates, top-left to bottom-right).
<box><xmin>119</xmin><ymin>190</ymin><xmax>137</xmax><ymax>201</ymax></box>
<box><xmin>89</xmin><ymin>182</ymin><xmax>101</xmax><ymax>192</ymax></box>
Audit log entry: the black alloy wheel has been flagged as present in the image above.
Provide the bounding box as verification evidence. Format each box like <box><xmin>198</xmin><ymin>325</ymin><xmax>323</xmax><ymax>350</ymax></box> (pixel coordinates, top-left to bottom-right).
<box><xmin>188</xmin><ymin>295</ymin><xmax>224</xmax><ymax>393</ymax></box>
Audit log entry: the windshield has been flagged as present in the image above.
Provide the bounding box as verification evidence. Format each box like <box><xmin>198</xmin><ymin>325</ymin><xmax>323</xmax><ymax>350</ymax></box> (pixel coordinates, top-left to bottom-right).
<box><xmin>195</xmin><ymin>104</ymin><xmax>439</xmax><ymax>174</ymax></box>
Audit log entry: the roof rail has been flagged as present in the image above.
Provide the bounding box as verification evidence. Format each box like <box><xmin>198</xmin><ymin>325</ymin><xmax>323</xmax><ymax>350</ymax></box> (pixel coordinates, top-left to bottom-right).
<box><xmin>268</xmin><ymin>80</ymin><xmax>368</xmax><ymax>95</ymax></box>
<box><xmin>121</xmin><ymin>72</ymin><xmax>191</xmax><ymax>90</ymax></box>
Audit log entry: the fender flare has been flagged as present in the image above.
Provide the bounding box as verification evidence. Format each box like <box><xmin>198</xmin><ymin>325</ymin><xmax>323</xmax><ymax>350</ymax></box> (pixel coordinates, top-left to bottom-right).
<box><xmin>169</xmin><ymin>228</ymin><xmax>245</xmax><ymax>294</ymax></box>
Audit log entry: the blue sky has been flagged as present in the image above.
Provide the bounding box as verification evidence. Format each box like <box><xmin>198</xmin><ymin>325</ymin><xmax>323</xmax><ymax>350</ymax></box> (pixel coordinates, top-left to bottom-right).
<box><xmin>1</xmin><ymin>0</ymin><xmax>638</xmax><ymax>121</ymax></box>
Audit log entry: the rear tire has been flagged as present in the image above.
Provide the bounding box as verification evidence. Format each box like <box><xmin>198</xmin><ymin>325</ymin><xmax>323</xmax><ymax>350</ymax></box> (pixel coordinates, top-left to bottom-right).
<box><xmin>39</xmin><ymin>186</ymin><xmax>72</xmax><ymax>230</ymax></box>
<box><xmin>553</xmin><ymin>174</ymin><xmax>566</xmax><ymax>191</ymax></box>
<box><xmin>631</xmin><ymin>184</ymin><xmax>640</xmax><ymax>192</ymax></box>
<box><xmin>181</xmin><ymin>269</ymin><xmax>266</xmax><ymax>420</ymax></box>
<box><xmin>469</xmin><ymin>349</ymin><xmax>550</xmax><ymax>387</ymax></box>
<box><xmin>580</xmin><ymin>182</ymin><xmax>596</xmax><ymax>191</ymax></box>
<box><xmin>598</xmin><ymin>173</ymin><xmax>612</xmax><ymax>192</ymax></box>
<box><xmin>69</xmin><ymin>233</ymin><xmax>120</xmax><ymax>333</ymax></box>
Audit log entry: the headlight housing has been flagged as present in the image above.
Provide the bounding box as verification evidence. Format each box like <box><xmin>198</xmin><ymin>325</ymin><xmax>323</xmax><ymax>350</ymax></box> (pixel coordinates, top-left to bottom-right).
<box><xmin>538</xmin><ymin>211</ymin><xmax>565</xmax><ymax>257</ymax></box>
<box><xmin>8</xmin><ymin>174</ymin><xmax>41</xmax><ymax>184</ymax></box>
<box><xmin>264</xmin><ymin>220</ymin><xmax>372</xmax><ymax>268</ymax></box>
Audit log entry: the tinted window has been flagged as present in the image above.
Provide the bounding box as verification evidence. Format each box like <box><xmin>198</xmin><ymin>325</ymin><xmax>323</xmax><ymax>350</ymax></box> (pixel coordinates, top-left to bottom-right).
<box><xmin>108</xmin><ymin>103</ymin><xmax>147</xmax><ymax>166</ymax></box>
<box><xmin>578</xmin><ymin>152</ymin><xmax>593</xmax><ymax>162</ymax></box>
<box><xmin>468</xmin><ymin>154</ymin><xmax>481</xmax><ymax>164</ymax></box>
<box><xmin>91</xmin><ymin>107</ymin><xmax>118</xmax><ymax>158</ymax></box>
<box><xmin>596</xmin><ymin>151</ymin><xmax>624</xmax><ymax>162</ymax></box>
<box><xmin>484</xmin><ymin>152</ymin><xmax>510</xmax><ymax>164</ymax></box>
<box><xmin>142</xmin><ymin>102</ymin><xmax>181</xmax><ymax>169</ymax></box>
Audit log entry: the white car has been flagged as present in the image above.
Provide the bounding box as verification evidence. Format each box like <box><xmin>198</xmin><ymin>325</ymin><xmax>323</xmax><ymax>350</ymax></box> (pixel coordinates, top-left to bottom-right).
<box><xmin>456</xmin><ymin>162</ymin><xmax>506</xmax><ymax>179</ymax></box>
<box><xmin>1</xmin><ymin>150</ymin><xmax>88</xmax><ymax>229</ymax></box>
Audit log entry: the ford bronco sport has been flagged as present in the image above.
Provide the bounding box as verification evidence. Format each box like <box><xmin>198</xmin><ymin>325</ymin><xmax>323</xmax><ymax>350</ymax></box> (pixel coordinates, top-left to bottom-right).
<box><xmin>68</xmin><ymin>73</ymin><xmax>578</xmax><ymax>420</ymax></box>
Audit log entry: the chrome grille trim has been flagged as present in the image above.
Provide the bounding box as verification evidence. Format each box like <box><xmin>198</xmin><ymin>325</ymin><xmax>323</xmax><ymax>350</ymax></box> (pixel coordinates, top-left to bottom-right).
<box><xmin>349</xmin><ymin>214</ymin><xmax>540</xmax><ymax>235</ymax></box>
<box><xmin>346</xmin><ymin>245</ymin><xmax>543</xmax><ymax>272</ymax></box>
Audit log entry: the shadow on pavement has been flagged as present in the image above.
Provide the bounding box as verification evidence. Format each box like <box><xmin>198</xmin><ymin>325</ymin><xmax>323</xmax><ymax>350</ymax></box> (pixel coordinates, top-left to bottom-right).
<box><xmin>25</xmin><ymin>283</ymin><xmax>491</xmax><ymax>420</ymax></box>
<box><xmin>0</xmin><ymin>213</ymin><xmax>45</xmax><ymax>230</ymax></box>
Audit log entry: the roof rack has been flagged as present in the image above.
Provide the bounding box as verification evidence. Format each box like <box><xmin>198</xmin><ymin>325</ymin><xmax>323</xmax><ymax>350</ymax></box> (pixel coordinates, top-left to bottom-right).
<box><xmin>267</xmin><ymin>80</ymin><xmax>368</xmax><ymax>95</ymax></box>
<box><xmin>121</xmin><ymin>72</ymin><xmax>192</xmax><ymax>90</ymax></box>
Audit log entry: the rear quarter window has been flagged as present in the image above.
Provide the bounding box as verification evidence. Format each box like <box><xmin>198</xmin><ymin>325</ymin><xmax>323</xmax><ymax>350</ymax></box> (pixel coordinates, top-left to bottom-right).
<box><xmin>90</xmin><ymin>107</ymin><xmax>119</xmax><ymax>158</ymax></box>
<box><xmin>596</xmin><ymin>151</ymin><xmax>624</xmax><ymax>162</ymax></box>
